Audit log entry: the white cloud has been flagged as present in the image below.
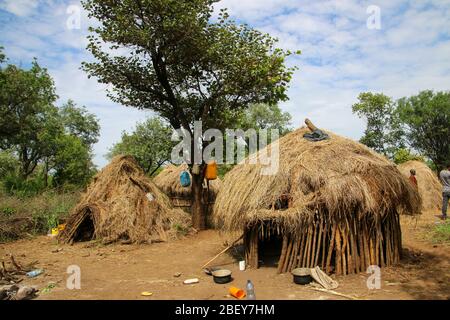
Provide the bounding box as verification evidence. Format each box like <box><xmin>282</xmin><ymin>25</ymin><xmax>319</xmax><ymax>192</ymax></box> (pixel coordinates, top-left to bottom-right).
<box><xmin>0</xmin><ymin>0</ymin><xmax>38</xmax><ymax>17</ymax></box>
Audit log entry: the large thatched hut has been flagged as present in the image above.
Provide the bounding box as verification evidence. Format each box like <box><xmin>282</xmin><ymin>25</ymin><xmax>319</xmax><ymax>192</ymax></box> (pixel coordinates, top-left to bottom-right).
<box><xmin>153</xmin><ymin>164</ymin><xmax>222</xmax><ymax>216</ymax></box>
<box><xmin>213</xmin><ymin>126</ymin><xmax>421</xmax><ymax>275</ymax></box>
<box><xmin>59</xmin><ymin>156</ymin><xmax>190</xmax><ymax>244</ymax></box>
<box><xmin>398</xmin><ymin>160</ymin><xmax>442</xmax><ymax>212</ymax></box>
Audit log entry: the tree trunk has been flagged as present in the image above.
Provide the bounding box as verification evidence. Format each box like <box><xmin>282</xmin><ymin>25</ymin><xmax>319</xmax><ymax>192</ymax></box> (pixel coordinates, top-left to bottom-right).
<box><xmin>43</xmin><ymin>158</ymin><xmax>49</xmax><ymax>188</ymax></box>
<box><xmin>191</xmin><ymin>169</ymin><xmax>206</xmax><ymax>230</ymax></box>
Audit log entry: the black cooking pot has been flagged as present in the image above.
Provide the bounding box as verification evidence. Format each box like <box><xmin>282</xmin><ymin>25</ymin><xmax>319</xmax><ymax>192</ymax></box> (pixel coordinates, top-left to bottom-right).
<box><xmin>291</xmin><ymin>268</ymin><xmax>313</xmax><ymax>285</ymax></box>
<box><xmin>212</xmin><ymin>269</ymin><xmax>232</xmax><ymax>284</ymax></box>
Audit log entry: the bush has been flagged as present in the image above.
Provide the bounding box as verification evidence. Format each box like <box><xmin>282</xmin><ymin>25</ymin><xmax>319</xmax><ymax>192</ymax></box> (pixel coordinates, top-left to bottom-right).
<box><xmin>0</xmin><ymin>190</ymin><xmax>80</xmax><ymax>242</ymax></box>
<box><xmin>2</xmin><ymin>173</ymin><xmax>48</xmax><ymax>197</ymax></box>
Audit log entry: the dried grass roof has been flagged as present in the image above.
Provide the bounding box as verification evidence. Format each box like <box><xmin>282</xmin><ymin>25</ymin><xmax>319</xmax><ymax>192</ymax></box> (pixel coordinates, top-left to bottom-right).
<box><xmin>153</xmin><ymin>164</ymin><xmax>222</xmax><ymax>198</ymax></box>
<box><xmin>398</xmin><ymin>160</ymin><xmax>443</xmax><ymax>212</ymax></box>
<box><xmin>213</xmin><ymin>127</ymin><xmax>421</xmax><ymax>235</ymax></box>
<box><xmin>59</xmin><ymin>155</ymin><xmax>191</xmax><ymax>244</ymax></box>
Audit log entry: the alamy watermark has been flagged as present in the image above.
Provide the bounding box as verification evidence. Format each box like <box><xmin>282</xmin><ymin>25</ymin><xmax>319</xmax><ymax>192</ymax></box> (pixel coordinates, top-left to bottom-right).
<box><xmin>66</xmin><ymin>265</ymin><xmax>81</xmax><ymax>290</ymax></box>
<box><xmin>367</xmin><ymin>5</ymin><xmax>381</xmax><ymax>30</ymax></box>
<box><xmin>170</xmin><ymin>121</ymin><xmax>280</xmax><ymax>175</ymax></box>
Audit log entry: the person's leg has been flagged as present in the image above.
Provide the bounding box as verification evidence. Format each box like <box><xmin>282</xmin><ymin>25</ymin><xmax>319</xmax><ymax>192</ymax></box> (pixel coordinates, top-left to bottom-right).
<box><xmin>443</xmin><ymin>192</ymin><xmax>450</xmax><ymax>218</ymax></box>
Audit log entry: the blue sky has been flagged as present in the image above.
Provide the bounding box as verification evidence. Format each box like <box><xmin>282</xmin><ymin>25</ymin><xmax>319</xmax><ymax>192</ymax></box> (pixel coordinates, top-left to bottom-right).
<box><xmin>1</xmin><ymin>0</ymin><xmax>450</xmax><ymax>168</ymax></box>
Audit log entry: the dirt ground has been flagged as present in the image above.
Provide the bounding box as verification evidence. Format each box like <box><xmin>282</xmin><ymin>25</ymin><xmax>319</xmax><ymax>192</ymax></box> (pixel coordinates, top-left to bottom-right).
<box><xmin>1</xmin><ymin>211</ymin><xmax>449</xmax><ymax>300</ymax></box>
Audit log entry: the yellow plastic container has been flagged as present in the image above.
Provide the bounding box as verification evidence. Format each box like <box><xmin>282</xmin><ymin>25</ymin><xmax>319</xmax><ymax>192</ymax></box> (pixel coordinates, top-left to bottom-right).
<box><xmin>205</xmin><ymin>162</ymin><xmax>217</xmax><ymax>180</ymax></box>
<box><xmin>51</xmin><ymin>228</ymin><xmax>59</xmax><ymax>236</ymax></box>
<box><xmin>229</xmin><ymin>286</ymin><xmax>246</xmax><ymax>299</ymax></box>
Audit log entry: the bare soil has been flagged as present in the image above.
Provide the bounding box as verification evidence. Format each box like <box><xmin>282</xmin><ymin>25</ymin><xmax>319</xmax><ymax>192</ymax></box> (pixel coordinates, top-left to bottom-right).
<box><xmin>1</xmin><ymin>211</ymin><xmax>449</xmax><ymax>300</ymax></box>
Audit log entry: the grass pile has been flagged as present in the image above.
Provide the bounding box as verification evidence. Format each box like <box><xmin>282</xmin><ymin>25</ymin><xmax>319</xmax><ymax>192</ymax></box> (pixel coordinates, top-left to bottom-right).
<box><xmin>398</xmin><ymin>160</ymin><xmax>443</xmax><ymax>212</ymax></box>
<box><xmin>58</xmin><ymin>155</ymin><xmax>191</xmax><ymax>244</ymax></box>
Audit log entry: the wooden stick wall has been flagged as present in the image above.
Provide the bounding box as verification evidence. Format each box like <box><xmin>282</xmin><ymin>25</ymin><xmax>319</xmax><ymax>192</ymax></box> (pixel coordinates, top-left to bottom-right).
<box><xmin>244</xmin><ymin>212</ymin><xmax>402</xmax><ymax>275</ymax></box>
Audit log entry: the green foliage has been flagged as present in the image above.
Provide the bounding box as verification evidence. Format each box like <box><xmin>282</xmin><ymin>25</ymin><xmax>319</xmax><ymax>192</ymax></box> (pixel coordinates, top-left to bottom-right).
<box><xmin>393</xmin><ymin>148</ymin><xmax>425</xmax><ymax>165</ymax></box>
<box><xmin>352</xmin><ymin>92</ymin><xmax>404</xmax><ymax>158</ymax></box>
<box><xmin>52</xmin><ymin>134</ymin><xmax>97</xmax><ymax>186</ymax></box>
<box><xmin>0</xmin><ymin>57</ymin><xmax>59</xmax><ymax>177</ymax></box>
<box><xmin>397</xmin><ymin>90</ymin><xmax>450</xmax><ymax>171</ymax></box>
<box><xmin>107</xmin><ymin>117</ymin><xmax>174</xmax><ymax>175</ymax></box>
<box><xmin>425</xmin><ymin>221</ymin><xmax>450</xmax><ymax>244</ymax></box>
<box><xmin>0</xmin><ymin>150</ymin><xmax>19</xmax><ymax>178</ymax></box>
<box><xmin>236</xmin><ymin>103</ymin><xmax>292</xmax><ymax>135</ymax></box>
<box><xmin>0</xmin><ymin>190</ymin><xmax>80</xmax><ymax>242</ymax></box>
<box><xmin>2</xmin><ymin>172</ymin><xmax>48</xmax><ymax>197</ymax></box>
<box><xmin>60</xmin><ymin>99</ymin><xmax>100</xmax><ymax>146</ymax></box>
<box><xmin>0</xmin><ymin>51</ymin><xmax>100</xmax><ymax>191</ymax></box>
<box><xmin>1</xmin><ymin>206</ymin><xmax>16</xmax><ymax>217</ymax></box>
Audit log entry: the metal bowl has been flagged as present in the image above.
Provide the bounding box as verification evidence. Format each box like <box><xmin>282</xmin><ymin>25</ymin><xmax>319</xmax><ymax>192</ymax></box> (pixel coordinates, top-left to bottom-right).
<box><xmin>291</xmin><ymin>268</ymin><xmax>313</xmax><ymax>285</ymax></box>
<box><xmin>212</xmin><ymin>269</ymin><xmax>232</xmax><ymax>284</ymax></box>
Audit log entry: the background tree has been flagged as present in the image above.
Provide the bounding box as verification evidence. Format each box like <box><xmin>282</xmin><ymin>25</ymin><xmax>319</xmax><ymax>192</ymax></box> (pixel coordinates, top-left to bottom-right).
<box><xmin>352</xmin><ymin>92</ymin><xmax>404</xmax><ymax>158</ymax></box>
<box><xmin>52</xmin><ymin>134</ymin><xmax>96</xmax><ymax>187</ymax></box>
<box><xmin>397</xmin><ymin>90</ymin><xmax>450</xmax><ymax>171</ymax></box>
<box><xmin>107</xmin><ymin>117</ymin><xmax>174</xmax><ymax>176</ymax></box>
<box><xmin>237</xmin><ymin>103</ymin><xmax>292</xmax><ymax>135</ymax></box>
<box><xmin>81</xmin><ymin>0</ymin><xmax>299</xmax><ymax>229</ymax></box>
<box><xmin>0</xmin><ymin>57</ymin><xmax>59</xmax><ymax>178</ymax></box>
<box><xmin>60</xmin><ymin>99</ymin><xmax>100</xmax><ymax>146</ymax></box>
<box><xmin>0</xmin><ymin>50</ymin><xmax>100</xmax><ymax>190</ymax></box>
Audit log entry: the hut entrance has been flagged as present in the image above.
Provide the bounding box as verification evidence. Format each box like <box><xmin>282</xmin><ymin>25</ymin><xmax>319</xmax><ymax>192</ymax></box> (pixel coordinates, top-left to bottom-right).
<box><xmin>72</xmin><ymin>210</ymin><xmax>95</xmax><ymax>242</ymax></box>
<box><xmin>258</xmin><ymin>233</ymin><xmax>283</xmax><ymax>268</ymax></box>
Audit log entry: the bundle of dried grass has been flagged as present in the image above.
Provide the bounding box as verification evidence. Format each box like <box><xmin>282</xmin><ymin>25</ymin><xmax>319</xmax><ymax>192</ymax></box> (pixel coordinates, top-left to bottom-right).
<box><xmin>58</xmin><ymin>155</ymin><xmax>191</xmax><ymax>244</ymax></box>
<box><xmin>153</xmin><ymin>164</ymin><xmax>222</xmax><ymax>199</ymax></box>
<box><xmin>213</xmin><ymin>125</ymin><xmax>421</xmax><ymax>275</ymax></box>
<box><xmin>398</xmin><ymin>160</ymin><xmax>443</xmax><ymax>212</ymax></box>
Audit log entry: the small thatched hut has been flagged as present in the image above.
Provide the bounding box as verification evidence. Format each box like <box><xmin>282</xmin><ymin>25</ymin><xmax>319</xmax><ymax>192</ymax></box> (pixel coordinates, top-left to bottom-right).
<box><xmin>153</xmin><ymin>164</ymin><xmax>222</xmax><ymax>216</ymax></box>
<box><xmin>214</xmin><ymin>126</ymin><xmax>421</xmax><ymax>275</ymax></box>
<box><xmin>58</xmin><ymin>156</ymin><xmax>191</xmax><ymax>244</ymax></box>
<box><xmin>398</xmin><ymin>160</ymin><xmax>443</xmax><ymax>212</ymax></box>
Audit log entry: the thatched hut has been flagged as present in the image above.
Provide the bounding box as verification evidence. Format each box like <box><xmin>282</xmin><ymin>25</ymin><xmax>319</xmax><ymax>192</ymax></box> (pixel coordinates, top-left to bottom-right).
<box><xmin>213</xmin><ymin>126</ymin><xmax>421</xmax><ymax>275</ymax></box>
<box><xmin>153</xmin><ymin>164</ymin><xmax>222</xmax><ymax>216</ymax></box>
<box><xmin>398</xmin><ymin>160</ymin><xmax>443</xmax><ymax>212</ymax></box>
<box><xmin>58</xmin><ymin>156</ymin><xmax>190</xmax><ymax>244</ymax></box>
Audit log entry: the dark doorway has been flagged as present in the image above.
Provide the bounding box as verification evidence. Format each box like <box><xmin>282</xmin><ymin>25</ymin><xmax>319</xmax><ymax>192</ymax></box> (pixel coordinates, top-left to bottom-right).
<box><xmin>73</xmin><ymin>212</ymin><xmax>95</xmax><ymax>242</ymax></box>
<box><xmin>258</xmin><ymin>233</ymin><xmax>283</xmax><ymax>268</ymax></box>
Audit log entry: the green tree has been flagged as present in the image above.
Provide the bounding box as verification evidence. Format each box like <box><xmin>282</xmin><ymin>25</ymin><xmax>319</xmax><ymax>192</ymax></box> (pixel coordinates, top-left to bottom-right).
<box><xmin>60</xmin><ymin>99</ymin><xmax>100</xmax><ymax>147</ymax></box>
<box><xmin>0</xmin><ymin>57</ymin><xmax>59</xmax><ymax>177</ymax></box>
<box><xmin>352</xmin><ymin>92</ymin><xmax>404</xmax><ymax>158</ymax></box>
<box><xmin>107</xmin><ymin>117</ymin><xmax>174</xmax><ymax>175</ymax></box>
<box><xmin>237</xmin><ymin>103</ymin><xmax>292</xmax><ymax>135</ymax></box>
<box><xmin>52</xmin><ymin>134</ymin><xmax>96</xmax><ymax>187</ymax></box>
<box><xmin>0</xmin><ymin>50</ymin><xmax>100</xmax><ymax>189</ymax></box>
<box><xmin>392</xmin><ymin>148</ymin><xmax>424</xmax><ymax>165</ymax></box>
<box><xmin>81</xmin><ymin>0</ymin><xmax>299</xmax><ymax>229</ymax></box>
<box><xmin>397</xmin><ymin>90</ymin><xmax>450</xmax><ymax>170</ymax></box>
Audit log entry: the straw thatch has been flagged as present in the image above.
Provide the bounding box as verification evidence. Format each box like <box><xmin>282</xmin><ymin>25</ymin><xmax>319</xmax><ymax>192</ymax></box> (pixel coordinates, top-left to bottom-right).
<box><xmin>153</xmin><ymin>164</ymin><xmax>222</xmax><ymax>223</ymax></box>
<box><xmin>153</xmin><ymin>164</ymin><xmax>222</xmax><ymax>199</ymax></box>
<box><xmin>213</xmin><ymin>126</ymin><xmax>421</xmax><ymax>275</ymax></box>
<box><xmin>58</xmin><ymin>155</ymin><xmax>191</xmax><ymax>244</ymax></box>
<box><xmin>398</xmin><ymin>160</ymin><xmax>443</xmax><ymax>212</ymax></box>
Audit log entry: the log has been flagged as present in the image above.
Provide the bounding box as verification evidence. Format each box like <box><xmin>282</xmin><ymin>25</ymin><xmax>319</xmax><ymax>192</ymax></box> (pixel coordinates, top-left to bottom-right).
<box><xmin>305</xmin><ymin>118</ymin><xmax>319</xmax><ymax>132</ymax></box>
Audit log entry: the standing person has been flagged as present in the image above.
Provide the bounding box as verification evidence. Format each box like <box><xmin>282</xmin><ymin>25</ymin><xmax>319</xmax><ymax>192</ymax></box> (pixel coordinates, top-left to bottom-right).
<box><xmin>409</xmin><ymin>169</ymin><xmax>418</xmax><ymax>190</ymax></box>
<box><xmin>439</xmin><ymin>163</ymin><xmax>450</xmax><ymax>220</ymax></box>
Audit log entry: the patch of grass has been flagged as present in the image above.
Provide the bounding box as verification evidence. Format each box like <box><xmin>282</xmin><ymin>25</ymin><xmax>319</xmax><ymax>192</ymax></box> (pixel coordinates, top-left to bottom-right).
<box><xmin>172</xmin><ymin>223</ymin><xmax>189</xmax><ymax>236</ymax></box>
<box><xmin>1</xmin><ymin>206</ymin><xmax>16</xmax><ymax>217</ymax></box>
<box><xmin>0</xmin><ymin>190</ymin><xmax>80</xmax><ymax>242</ymax></box>
<box><xmin>425</xmin><ymin>221</ymin><xmax>450</xmax><ymax>244</ymax></box>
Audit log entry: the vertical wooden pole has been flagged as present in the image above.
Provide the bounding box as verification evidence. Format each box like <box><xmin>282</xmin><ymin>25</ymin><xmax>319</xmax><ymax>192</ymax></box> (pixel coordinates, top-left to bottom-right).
<box><xmin>277</xmin><ymin>235</ymin><xmax>289</xmax><ymax>274</ymax></box>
